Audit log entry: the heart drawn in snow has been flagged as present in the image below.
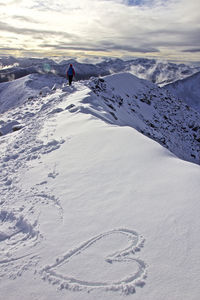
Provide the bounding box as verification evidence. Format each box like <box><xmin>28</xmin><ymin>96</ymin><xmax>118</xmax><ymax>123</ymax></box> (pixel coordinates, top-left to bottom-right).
<box><xmin>42</xmin><ymin>229</ymin><xmax>147</xmax><ymax>294</ymax></box>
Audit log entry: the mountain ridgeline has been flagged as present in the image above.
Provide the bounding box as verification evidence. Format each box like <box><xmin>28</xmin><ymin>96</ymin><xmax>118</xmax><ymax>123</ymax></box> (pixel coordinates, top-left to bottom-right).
<box><xmin>85</xmin><ymin>73</ymin><xmax>200</xmax><ymax>164</ymax></box>
<box><xmin>0</xmin><ymin>56</ymin><xmax>200</xmax><ymax>165</ymax></box>
<box><xmin>0</xmin><ymin>56</ymin><xmax>200</xmax><ymax>86</ymax></box>
<box><xmin>164</xmin><ymin>71</ymin><xmax>200</xmax><ymax>113</ymax></box>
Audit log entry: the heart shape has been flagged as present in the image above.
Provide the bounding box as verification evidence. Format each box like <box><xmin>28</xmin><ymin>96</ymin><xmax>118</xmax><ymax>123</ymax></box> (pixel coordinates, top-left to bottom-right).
<box><xmin>42</xmin><ymin>229</ymin><xmax>147</xmax><ymax>294</ymax></box>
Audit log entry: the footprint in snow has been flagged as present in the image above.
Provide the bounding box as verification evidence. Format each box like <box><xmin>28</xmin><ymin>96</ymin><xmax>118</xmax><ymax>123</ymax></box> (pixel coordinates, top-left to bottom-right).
<box><xmin>65</xmin><ymin>104</ymin><xmax>75</xmax><ymax>110</ymax></box>
<box><xmin>0</xmin><ymin>210</ymin><xmax>40</xmax><ymax>279</ymax></box>
<box><xmin>65</xmin><ymin>104</ymin><xmax>80</xmax><ymax>113</ymax></box>
<box><xmin>0</xmin><ymin>210</ymin><xmax>39</xmax><ymax>253</ymax></box>
<box><xmin>0</xmin><ymin>120</ymin><xmax>23</xmax><ymax>136</ymax></box>
<box><xmin>48</xmin><ymin>108</ymin><xmax>64</xmax><ymax>115</ymax></box>
<box><xmin>27</xmin><ymin>139</ymin><xmax>65</xmax><ymax>160</ymax></box>
<box><xmin>42</xmin><ymin>229</ymin><xmax>147</xmax><ymax>294</ymax></box>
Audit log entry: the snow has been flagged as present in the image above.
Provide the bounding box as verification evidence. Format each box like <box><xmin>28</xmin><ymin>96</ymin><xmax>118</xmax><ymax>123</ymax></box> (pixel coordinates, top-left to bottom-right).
<box><xmin>165</xmin><ymin>71</ymin><xmax>200</xmax><ymax>113</ymax></box>
<box><xmin>0</xmin><ymin>73</ymin><xmax>65</xmax><ymax>113</ymax></box>
<box><xmin>88</xmin><ymin>73</ymin><xmax>200</xmax><ymax>164</ymax></box>
<box><xmin>0</xmin><ymin>72</ymin><xmax>200</xmax><ymax>300</ymax></box>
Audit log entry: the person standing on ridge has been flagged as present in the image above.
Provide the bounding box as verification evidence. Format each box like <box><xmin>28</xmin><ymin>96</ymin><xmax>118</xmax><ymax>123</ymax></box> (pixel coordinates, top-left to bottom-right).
<box><xmin>66</xmin><ymin>64</ymin><xmax>75</xmax><ymax>86</ymax></box>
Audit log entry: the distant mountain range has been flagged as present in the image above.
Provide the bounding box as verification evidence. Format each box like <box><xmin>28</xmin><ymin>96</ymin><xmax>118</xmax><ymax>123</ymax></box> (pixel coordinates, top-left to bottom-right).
<box><xmin>0</xmin><ymin>56</ymin><xmax>200</xmax><ymax>86</ymax></box>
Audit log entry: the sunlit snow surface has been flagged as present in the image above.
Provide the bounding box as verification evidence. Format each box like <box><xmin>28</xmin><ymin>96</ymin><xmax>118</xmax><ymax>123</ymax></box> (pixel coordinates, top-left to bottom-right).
<box><xmin>0</xmin><ymin>73</ymin><xmax>200</xmax><ymax>300</ymax></box>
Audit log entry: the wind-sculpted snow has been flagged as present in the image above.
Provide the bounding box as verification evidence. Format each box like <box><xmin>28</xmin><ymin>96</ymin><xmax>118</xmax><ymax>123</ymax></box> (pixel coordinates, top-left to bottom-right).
<box><xmin>85</xmin><ymin>73</ymin><xmax>200</xmax><ymax>165</ymax></box>
<box><xmin>42</xmin><ymin>229</ymin><xmax>146</xmax><ymax>294</ymax></box>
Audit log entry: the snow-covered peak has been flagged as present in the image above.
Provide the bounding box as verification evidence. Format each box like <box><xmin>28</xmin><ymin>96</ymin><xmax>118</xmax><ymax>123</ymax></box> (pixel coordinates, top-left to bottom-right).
<box><xmin>103</xmin><ymin>72</ymin><xmax>155</xmax><ymax>95</ymax></box>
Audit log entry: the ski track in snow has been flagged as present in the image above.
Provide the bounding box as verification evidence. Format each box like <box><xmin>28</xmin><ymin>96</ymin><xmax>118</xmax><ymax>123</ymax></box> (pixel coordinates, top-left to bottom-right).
<box><xmin>41</xmin><ymin>229</ymin><xmax>147</xmax><ymax>295</ymax></box>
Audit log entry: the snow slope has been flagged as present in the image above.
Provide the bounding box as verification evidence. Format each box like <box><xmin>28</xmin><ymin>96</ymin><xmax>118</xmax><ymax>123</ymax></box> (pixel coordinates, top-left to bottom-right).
<box><xmin>164</xmin><ymin>71</ymin><xmax>200</xmax><ymax>113</ymax></box>
<box><xmin>0</xmin><ymin>73</ymin><xmax>65</xmax><ymax>113</ymax></box>
<box><xmin>0</xmin><ymin>73</ymin><xmax>200</xmax><ymax>300</ymax></box>
<box><xmin>87</xmin><ymin>73</ymin><xmax>200</xmax><ymax>165</ymax></box>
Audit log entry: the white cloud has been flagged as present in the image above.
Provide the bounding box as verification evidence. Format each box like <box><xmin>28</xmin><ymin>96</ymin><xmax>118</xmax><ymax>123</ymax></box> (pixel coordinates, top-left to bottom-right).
<box><xmin>0</xmin><ymin>0</ymin><xmax>199</xmax><ymax>61</ymax></box>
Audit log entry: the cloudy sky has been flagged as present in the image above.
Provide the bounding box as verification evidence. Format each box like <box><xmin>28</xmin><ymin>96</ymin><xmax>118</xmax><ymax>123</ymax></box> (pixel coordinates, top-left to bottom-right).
<box><xmin>0</xmin><ymin>0</ymin><xmax>200</xmax><ymax>61</ymax></box>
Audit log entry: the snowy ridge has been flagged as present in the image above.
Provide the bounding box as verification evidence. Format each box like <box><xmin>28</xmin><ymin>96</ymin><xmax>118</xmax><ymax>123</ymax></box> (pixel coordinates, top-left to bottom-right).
<box><xmin>0</xmin><ymin>73</ymin><xmax>65</xmax><ymax>113</ymax></box>
<box><xmin>1</xmin><ymin>72</ymin><xmax>200</xmax><ymax>164</ymax></box>
<box><xmin>0</xmin><ymin>78</ymin><xmax>148</xmax><ymax>295</ymax></box>
<box><xmin>77</xmin><ymin>73</ymin><xmax>199</xmax><ymax>165</ymax></box>
<box><xmin>164</xmin><ymin>71</ymin><xmax>200</xmax><ymax>113</ymax></box>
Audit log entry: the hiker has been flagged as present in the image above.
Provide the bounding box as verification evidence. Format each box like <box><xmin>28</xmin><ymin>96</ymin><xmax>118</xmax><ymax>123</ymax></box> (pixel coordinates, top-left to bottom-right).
<box><xmin>66</xmin><ymin>64</ymin><xmax>75</xmax><ymax>86</ymax></box>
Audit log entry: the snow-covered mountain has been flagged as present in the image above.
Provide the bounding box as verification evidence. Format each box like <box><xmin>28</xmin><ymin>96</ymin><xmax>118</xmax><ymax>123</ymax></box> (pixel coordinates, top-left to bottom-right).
<box><xmin>1</xmin><ymin>72</ymin><xmax>200</xmax><ymax>300</ymax></box>
<box><xmin>1</xmin><ymin>56</ymin><xmax>199</xmax><ymax>85</ymax></box>
<box><xmin>164</xmin><ymin>71</ymin><xmax>200</xmax><ymax>113</ymax></box>
<box><xmin>0</xmin><ymin>73</ymin><xmax>200</xmax><ymax>164</ymax></box>
<box><xmin>88</xmin><ymin>73</ymin><xmax>200</xmax><ymax>164</ymax></box>
<box><xmin>97</xmin><ymin>58</ymin><xmax>200</xmax><ymax>86</ymax></box>
<box><xmin>1</xmin><ymin>72</ymin><xmax>200</xmax><ymax>163</ymax></box>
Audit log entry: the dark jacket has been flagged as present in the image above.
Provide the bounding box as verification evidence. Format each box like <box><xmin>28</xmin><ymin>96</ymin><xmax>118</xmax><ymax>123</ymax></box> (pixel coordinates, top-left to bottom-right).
<box><xmin>67</xmin><ymin>66</ymin><xmax>75</xmax><ymax>77</ymax></box>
